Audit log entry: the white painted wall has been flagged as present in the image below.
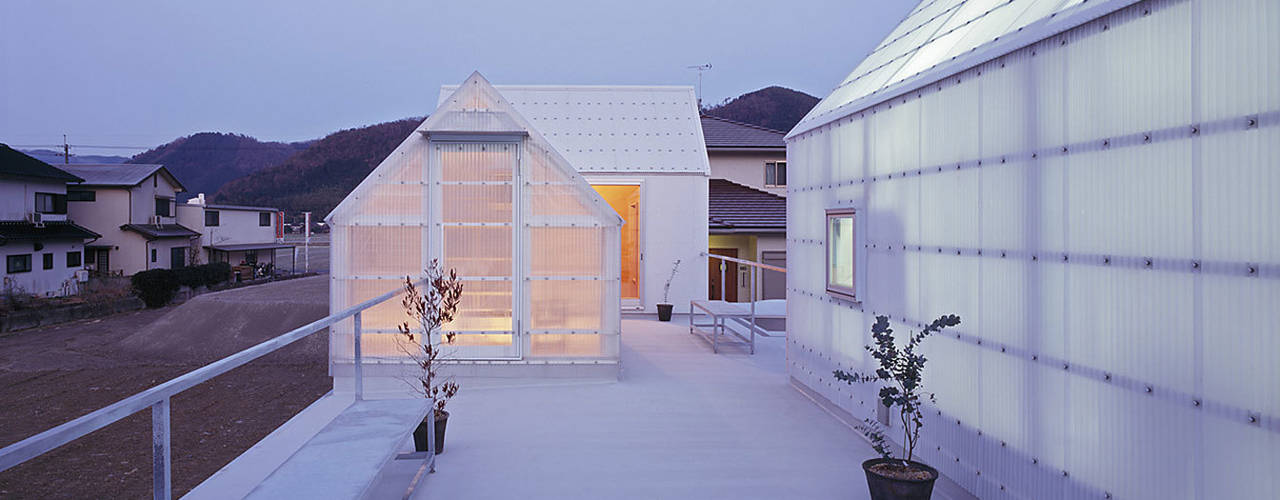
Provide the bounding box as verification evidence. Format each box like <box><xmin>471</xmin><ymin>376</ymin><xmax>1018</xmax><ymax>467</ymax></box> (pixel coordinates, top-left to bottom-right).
<box><xmin>1</xmin><ymin>241</ymin><xmax>84</xmax><ymax>296</ymax></box>
<box><xmin>708</xmin><ymin>151</ymin><xmax>787</xmax><ymax>196</ymax></box>
<box><xmin>787</xmin><ymin>1</ymin><xmax>1279</xmax><ymax>499</ymax></box>
<box><xmin>0</xmin><ymin>179</ymin><xmax>66</xmax><ymax>221</ymax></box>
<box><xmin>66</xmin><ymin>172</ymin><xmax>189</xmax><ymax>275</ymax></box>
<box><xmin>179</xmin><ymin>206</ymin><xmax>276</xmax><ymax>247</ymax></box>
<box><xmin>587</xmin><ymin>173</ymin><xmax>708</xmax><ymax>313</ymax></box>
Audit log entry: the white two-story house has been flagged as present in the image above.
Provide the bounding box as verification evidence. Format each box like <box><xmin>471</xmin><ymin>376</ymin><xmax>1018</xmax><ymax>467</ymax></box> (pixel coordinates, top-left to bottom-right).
<box><xmin>0</xmin><ymin>145</ymin><xmax>101</xmax><ymax>296</ymax></box>
<box><xmin>60</xmin><ymin>163</ymin><xmax>199</xmax><ymax>275</ymax></box>
<box><xmin>177</xmin><ymin>194</ymin><xmax>291</xmax><ymax>270</ymax></box>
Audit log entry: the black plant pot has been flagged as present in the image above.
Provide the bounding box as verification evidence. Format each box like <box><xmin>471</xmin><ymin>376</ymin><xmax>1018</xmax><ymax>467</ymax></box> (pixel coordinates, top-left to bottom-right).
<box><xmin>862</xmin><ymin>458</ymin><xmax>938</xmax><ymax>500</ymax></box>
<box><xmin>657</xmin><ymin>303</ymin><xmax>674</xmax><ymax>321</ymax></box>
<box><xmin>413</xmin><ymin>410</ymin><xmax>448</xmax><ymax>454</ymax></box>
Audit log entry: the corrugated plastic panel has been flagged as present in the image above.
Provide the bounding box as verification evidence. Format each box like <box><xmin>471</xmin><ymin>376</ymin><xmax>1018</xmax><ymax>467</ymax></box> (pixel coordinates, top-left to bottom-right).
<box><xmin>787</xmin><ymin>0</ymin><xmax>1280</xmax><ymax>498</ymax></box>
<box><xmin>439</xmin><ymin>85</ymin><xmax>709</xmax><ymax>174</ymax></box>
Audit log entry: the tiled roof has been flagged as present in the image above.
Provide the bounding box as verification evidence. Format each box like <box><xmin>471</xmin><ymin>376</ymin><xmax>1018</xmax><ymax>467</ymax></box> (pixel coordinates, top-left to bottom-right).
<box><xmin>0</xmin><ymin>144</ymin><xmax>84</xmax><ymax>182</ymax></box>
<box><xmin>0</xmin><ymin>220</ymin><xmax>100</xmax><ymax>242</ymax></box>
<box><xmin>438</xmin><ymin>84</ymin><xmax>709</xmax><ymax>174</ymax></box>
<box><xmin>709</xmin><ymin>179</ymin><xmax>786</xmax><ymax>233</ymax></box>
<box><xmin>120</xmin><ymin>223</ymin><xmax>200</xmax><ymax>239</ymax></box>
<box><xmin>700</xmin><ymin>115</ymin><xmax>786</xmax><ymax>149</ymax></box>
<box><xmin>62</xmin><ymin>164</ymin><xmax>187</xmax><ymax>191</ymax></box>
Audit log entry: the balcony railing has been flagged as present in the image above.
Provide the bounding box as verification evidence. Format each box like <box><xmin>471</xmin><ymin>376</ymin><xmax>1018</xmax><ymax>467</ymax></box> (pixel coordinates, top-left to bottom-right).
<box><xmin>0</xmin><ymin>278</ymin><xmax>427</xmax><ymax>500</ymax></box>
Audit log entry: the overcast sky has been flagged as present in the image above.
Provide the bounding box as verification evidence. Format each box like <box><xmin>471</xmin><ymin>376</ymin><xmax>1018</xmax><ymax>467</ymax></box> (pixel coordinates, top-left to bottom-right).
<box><xmin>1</xmin><ymin>0</ymin><xmax>914</xmax><ymax>155</ymax></box>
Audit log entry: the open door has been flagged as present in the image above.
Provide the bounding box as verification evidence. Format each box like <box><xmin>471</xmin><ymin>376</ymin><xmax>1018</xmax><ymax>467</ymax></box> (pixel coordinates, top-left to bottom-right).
<box><xmin>592</xmin><ymin>185</ymin><xmax>641</xmax><ymax>308</ymax></box>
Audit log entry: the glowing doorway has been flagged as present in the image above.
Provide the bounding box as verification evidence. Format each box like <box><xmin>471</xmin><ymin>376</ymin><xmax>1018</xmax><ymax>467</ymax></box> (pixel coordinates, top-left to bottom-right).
<box><xmin>592</xmin><ymin>185</ymin><xmax>641</xmax><ymax>306</ymax></box>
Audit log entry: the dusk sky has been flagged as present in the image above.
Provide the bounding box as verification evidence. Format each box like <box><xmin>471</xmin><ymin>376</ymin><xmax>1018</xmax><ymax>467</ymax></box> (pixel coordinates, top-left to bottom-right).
<box><xmin>1</xmin><ymin>1</ymin><xmax>914</xmax><ymax>155</ymax></box>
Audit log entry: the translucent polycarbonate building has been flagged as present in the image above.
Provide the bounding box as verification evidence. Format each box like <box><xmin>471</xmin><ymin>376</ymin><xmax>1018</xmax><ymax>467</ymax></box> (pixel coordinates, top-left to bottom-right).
<box><xmin>328</xmin><ymin>72</ymin><xmax>623</xmax><ymax>381</ymax></box>
<box><xmin>787</xmin><ymin>0</ymin><xmax>1278</xmax><ymax>499</ymax></box>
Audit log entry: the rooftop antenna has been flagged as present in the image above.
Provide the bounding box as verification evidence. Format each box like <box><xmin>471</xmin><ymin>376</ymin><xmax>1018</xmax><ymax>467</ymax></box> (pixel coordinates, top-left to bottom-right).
<box><xmin>687</xmin><ymin>64</ymin><xmax>712</xmax><ymax>109</ymax></box>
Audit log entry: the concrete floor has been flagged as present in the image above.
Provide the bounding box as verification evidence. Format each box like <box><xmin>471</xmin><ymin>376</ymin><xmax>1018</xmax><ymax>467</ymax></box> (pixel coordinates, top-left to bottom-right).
<box><xmin>372</xmin><ymin>317</ymin><xmax>884</xmax><ymax>500</ymax></box>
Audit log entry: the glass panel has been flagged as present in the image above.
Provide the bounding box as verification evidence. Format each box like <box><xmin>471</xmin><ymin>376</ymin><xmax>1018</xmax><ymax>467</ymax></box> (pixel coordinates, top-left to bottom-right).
<box><xmin>529</xmin><ymin>280</ymin><xmax>603</xmax><ymax>330</ymax></box>
<box><xmin>529</xmin><ymin>227</ymin><xmax>603</xmax><ymax>276</ymax></box>
<box><xmin>827</xmin><ymin>215</ymin><xmax>855</xmax><ymax>290</ymax></box>
<box><xmin>530</xmin><ymin>334</ymin><xmax>602</xmax><ymax>357</ymax></box>
<box><xmin>446</xmin><ymin>280</ymin><xmax>512</xmax><ymax>332</ymax></box>
<box><xmin>439</xmin><ymin>142</ymin><xmax>515</xmax><ymax>182</ymax></box>
<box><xmin>344</xmin><ymin>226</ymin><xmax>422</xmax><ymax>276</ymax></box>
<box><xmin>442</xmin><ymin>184</ymin><xmax>512</xmax><ymax>223</ymax></box>
<box><xmin>443</xmin><ymin>226</ymin><xmax>512</xmax><ymax>277</ymax></box>
<box><xmin>777</xmin><ymin>163</ymin><xmax>787</xmax><ymax>185</ymax></box>
<box><xmin>592</xmin><ymin>185</ymin><xmax>641</xmax><ymax>300</ymax></box>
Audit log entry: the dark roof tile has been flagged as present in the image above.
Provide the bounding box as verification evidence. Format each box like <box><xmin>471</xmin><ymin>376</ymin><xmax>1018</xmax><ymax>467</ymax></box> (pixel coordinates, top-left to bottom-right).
<box><xmin>709</xmin><ymin>179</ymin><xmax>786</xmax><ymax>233</ymax></box>
<box><xmin>700</xmin><ymin>115</ymin><xmax>786</xmax><ymax>149</ymax></box>
<box><xmin>0</xmin><ymin>144</ymin><xmax>84</xmax><ymax>182</ymax></box>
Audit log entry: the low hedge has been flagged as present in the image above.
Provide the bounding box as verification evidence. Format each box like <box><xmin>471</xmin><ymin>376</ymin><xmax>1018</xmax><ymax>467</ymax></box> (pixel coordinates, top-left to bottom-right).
<box><xmin>131</xmin><ymin>263</ymin><xmax>233</xmax><ymax>308</ymax></box>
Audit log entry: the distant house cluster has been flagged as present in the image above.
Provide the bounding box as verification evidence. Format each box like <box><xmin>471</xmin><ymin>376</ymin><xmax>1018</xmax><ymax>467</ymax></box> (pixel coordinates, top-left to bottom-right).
<box><xmin>0</xmin><ymin>144</ymin><xmax>292</xmax><ymax>297</ymax></box>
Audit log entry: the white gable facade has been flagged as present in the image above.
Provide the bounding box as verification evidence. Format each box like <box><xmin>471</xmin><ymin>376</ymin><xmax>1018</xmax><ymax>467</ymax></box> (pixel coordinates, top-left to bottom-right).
<box><xmin>787</xmin><ymin>1</ymin><xmax>1278</xmax><ymax>499</ymax></box>
<box><xmin>439</xmin><ymin>84</ymin><xmax>710</xmax><ymax>314</ymax></box>
<box><xmin>329</xmin><ymin>73</ymin><xmax>624</xmax><ymax>381</ymax></box>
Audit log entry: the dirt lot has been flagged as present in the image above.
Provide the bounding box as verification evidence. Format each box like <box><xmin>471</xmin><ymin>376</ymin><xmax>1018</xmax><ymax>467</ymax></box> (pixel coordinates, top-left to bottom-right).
<box><xmin>0</xmin><ymin>276</ymin><xmax>331</xmax><ymax>499</ymax></box>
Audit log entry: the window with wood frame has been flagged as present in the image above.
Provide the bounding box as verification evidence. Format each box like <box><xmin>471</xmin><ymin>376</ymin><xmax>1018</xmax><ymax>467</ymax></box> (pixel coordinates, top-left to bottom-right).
<box><xmin>826</xmin><ymin>208</ymin><xmax>857</xmax><ymax>299</ymax></box>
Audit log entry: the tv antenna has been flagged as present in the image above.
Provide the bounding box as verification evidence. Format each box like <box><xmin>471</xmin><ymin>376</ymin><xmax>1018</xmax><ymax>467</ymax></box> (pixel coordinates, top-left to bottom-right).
<box><xmin>687</xmin><ymin>64</ymin><xmax>712</xmax><ymax>108</ymax></box>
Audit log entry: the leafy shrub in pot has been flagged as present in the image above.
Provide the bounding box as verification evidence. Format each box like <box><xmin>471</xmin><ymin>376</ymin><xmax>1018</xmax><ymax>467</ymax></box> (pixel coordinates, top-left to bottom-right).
<box><xmin>834</xmin><ymin>314</ymin><xmax>961</xmax><ymax>500</ymax></box>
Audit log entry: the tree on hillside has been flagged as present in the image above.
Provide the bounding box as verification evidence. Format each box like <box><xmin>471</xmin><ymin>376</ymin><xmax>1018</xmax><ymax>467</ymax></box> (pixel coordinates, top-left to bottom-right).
<box><xmin>702</xmin><ymin>86</ymin><xmax>819</xmax><ymax>133</ymax></box>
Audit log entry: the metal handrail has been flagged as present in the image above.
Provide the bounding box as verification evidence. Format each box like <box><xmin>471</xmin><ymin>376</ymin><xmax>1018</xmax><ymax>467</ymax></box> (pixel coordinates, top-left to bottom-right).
<box><xmin>0</xmin><ymin>277</ymin><xmax>427</xmax><ymax>499</ymax></box>
<box><xmin>698</xmin><ymin>252</ymin><xmax>787</xmax><ymax>354</ymax></box>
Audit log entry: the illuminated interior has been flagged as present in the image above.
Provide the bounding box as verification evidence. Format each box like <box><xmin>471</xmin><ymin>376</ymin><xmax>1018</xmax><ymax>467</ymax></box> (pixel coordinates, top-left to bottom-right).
<box><xmin>592</xmin><ymin>185</ymin><xmax>640</xmax><ymax>300</ymax></box>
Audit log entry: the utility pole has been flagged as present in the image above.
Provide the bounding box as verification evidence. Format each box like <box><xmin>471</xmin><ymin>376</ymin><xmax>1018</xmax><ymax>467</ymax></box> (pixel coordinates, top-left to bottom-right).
<box><xmin>61</xmin><ymin>134</ymin><xmax>71</xmax><ymax>164</ymax></box>
<box><xmin>687</xmin><ymin>64</ymin><xmax>712</xmax><ymax>109</ymax></box>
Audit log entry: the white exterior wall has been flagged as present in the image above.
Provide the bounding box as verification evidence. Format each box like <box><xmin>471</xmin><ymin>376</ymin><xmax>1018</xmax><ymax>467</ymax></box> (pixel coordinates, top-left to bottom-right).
<box><xmin>189</xmin><ymin>208</ymin><xmax>275</xmax><ymax>247</ymax></box>
<box><xmin>708</xmin><ymin>151</ymin><xmax>787</xmax><ymax>196</ymax></box>
<box><xmin>66</xmin><ymin>172</ymin><xmax>189</xmax><ymax>275</ymax></box>
<box><xmin>0</xmin><ymin>179</ymin><xmax>66</xmax><ymax>220</ymax></box>
<box><xmin>586</xmin><ymin>173</ymin><xmax>708</xmax><ymax>311</ymax></box>
<box><xmin>1</xmin><ymin>241</ymin><xmax>85</xmax><ymax>296</ymax></box>
<box><xmin>787</xmin><ymin>1</ymin><xmax>1279</xmax><ymax>499</ymax></box>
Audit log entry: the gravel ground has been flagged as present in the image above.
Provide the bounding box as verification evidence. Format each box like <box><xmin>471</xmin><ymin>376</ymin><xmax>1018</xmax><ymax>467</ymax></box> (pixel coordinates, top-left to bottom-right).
<box><xmin>0</xmin><ymin>276</ymin><xmax>331</xmax><ymax>499</ymax></box>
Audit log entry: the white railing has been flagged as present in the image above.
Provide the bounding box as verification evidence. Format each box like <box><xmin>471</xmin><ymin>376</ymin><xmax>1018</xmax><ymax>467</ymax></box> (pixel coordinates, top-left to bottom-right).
<box><xmin>0</xmin><ymin>278</ymin><xmax>426</xmax><ymax>500</ymax></box>
<box><xmin>695</xmin><ymin>252</ymin><xmax>787</xmax><ymax>353</ymax></box>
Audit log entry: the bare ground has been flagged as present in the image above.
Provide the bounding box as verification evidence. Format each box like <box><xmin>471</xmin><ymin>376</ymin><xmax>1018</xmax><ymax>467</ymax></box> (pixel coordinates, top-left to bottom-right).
<box><xmin>0</xmin><ymin>276</ymin><xmax>331</xmax><ymax>499</ymax></box>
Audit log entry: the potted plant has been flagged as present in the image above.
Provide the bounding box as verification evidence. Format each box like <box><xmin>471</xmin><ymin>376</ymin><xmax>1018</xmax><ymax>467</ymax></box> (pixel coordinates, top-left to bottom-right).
<box><xmin>656</xmin><ymin>258</ymin><xmax>681</xmax><ymax>321</ymax></box>
<box><xmin>397</xmin><ymin>259</ymin><xmax>464</xmax><ymax>454</ymax></box>
<box><xmin>834</xmin><ymin>314</ymin><xmax>961</xmax><ymax>500</ymax></box>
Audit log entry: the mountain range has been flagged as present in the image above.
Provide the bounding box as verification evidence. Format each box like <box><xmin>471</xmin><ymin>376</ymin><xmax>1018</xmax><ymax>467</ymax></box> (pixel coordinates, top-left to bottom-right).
<box><xmin>21</xmin><ymin>86</ymin><xmax>817</xmax><ymax>218</ymax></box>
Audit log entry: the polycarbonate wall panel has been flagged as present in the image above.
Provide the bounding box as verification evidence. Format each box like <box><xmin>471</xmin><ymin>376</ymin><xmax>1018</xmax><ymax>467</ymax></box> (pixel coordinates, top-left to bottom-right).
<box><xmin>787</xmin><ymin>1</ymin><xmax>1280</xmax><ymax>498</ymax></box>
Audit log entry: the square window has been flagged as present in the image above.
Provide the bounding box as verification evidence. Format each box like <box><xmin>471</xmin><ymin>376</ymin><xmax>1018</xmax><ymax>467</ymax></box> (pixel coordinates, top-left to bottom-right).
<box><xmin>151</xmin><ymin>248</ymin><xmax>157</xmax><ymax>263</ymax></box>
<box><xmin>67</xmin><ymin>251</ymin><xmax>82</xmax><ymax>267</ymax></box>
<box><xmin>6</xmin><ymin>254</ymin><xmax>32</xmax><ymax>273</ymax></box>
<box><xmin>67</xmin><ymin>190</ymin><xmax>96</xmax><ymax>202</ymax></box>
<box><xmin>205</xmin><ymin>210</ymin><xmax>220</xmax><ymax>226</ymax></box>
<box><xmin>259</xmin><ymin>212</ymin><xmax>272</xmax><ymax>226</ymax></box>
<box><xmin>765</xmin><ymin>161</ymin><xmax>787</xmax><ymax>187</ymax></box>
<box><xmin>43</xmin><ymin>253</ymin><xmax>54</xmax><ymax>270</ymax></box>
<box><xmin>34</xmin><ymin>193</ymin><xmax>68</xmax><ymax>214</ymax></box>
<box><xmin>155</xmin><ymin>198</ymin><xmax>172</xmax><ymax>217</ymax></box>
<box><xmin>826</xmin><ymin>208</ymin><xmax>857</xmax><ymax>299</ymax></box>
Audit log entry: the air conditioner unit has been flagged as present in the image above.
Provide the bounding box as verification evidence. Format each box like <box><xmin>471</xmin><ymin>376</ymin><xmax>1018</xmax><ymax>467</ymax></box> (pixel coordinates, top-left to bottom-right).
<box><xmin>28</xmin><ymin>212</ymin><xmax>45</xmax><ymax>228</ymax></box>
<box><xmin>75</xmin><ymin>269</ymin><xmax>90</xmax><ymax>282</ymax></box>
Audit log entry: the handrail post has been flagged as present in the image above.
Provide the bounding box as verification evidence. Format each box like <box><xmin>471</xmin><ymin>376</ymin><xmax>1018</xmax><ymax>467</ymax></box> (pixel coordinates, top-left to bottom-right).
<box><xmin>749</xmin><ymin>265</ymin><xmax>756</xmax><ymax>355</ymax></box>
<box><xmin>719</xmin><ymin>259</ymin><xmax>726</xmax><ymax>301</ymax></box>
<box><xmin>152</xmin><ymin>398</ymin><xmax>171</xmax><ymax>500</ymax></box>
<box><xmin>353</xmin><ymin>311</ymin><xmax>363</xmax><ymax>401</ymax></box>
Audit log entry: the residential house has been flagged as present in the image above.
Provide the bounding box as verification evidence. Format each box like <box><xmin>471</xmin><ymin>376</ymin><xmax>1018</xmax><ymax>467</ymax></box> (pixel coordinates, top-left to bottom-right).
<box><xmin>328</xmin><ymin>72</ymin><xmax>623</xmax><ymax>380</ymax></box>
<box><xmin>701</xmin><ymin>115</ymin><xmax>787</xmax><ymax>301</ymax></box>
<box><xmin>785</xmin><ymin>1</ymin><xmax>1278</xmax><ymax>499</ymax></box>
<box><xmin>60</xmin><ymin>163</ymin><xmax>199</xmax><ymax>275</ymax></box>
<box><xmin>0</xmin><ymin>145</ymin><xmax>100</xmax><ymax>296</ymax></box>
<box><xmin>439</xmin><ymin>82</ymin><xmax>710</xmax><ymax>313</ymax></box>
<box><xmin>177</xmin><ymin>194</ymin><xmax>291</xmax><ymax>271</ymax></box>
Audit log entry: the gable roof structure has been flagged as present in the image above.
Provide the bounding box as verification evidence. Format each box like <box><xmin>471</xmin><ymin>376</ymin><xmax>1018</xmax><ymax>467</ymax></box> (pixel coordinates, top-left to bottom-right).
<box><xmin>61</xmin><ymin>163</ymin><xmax>187</xmax><ymax>191</ymax></box>
<box><xmin>330</xmin><ymin>72</ymin><xmax>622</xmax><ymax>227</ymax></box>
<box><xmin>439</xmin><ymin>84</ymin><xmax>710</xmax><ymax>174</ymax></box>
<box><xmin>700</xmin><ymin>115</ymin><xmax>786</xmax><ymax>150</ymax></box>
<box><xmin>708</xmin><ymin>179</ymin><xmax>787</xmax><ymax>233</ymax></box>
<box><xmin>0</xmin><ymin>144</ymin><xmax>84</xmax><ymax>182</ymax></box>
<box><xmin>789</xmin><ymin>0</ymin><xmax>1141</xmax><ymax>138</ymax></box>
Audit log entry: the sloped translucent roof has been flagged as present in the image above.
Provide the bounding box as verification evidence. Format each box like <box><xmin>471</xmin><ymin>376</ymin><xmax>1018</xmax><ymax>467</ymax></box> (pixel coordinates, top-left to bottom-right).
<box><xmin>439</xmin><ymin>85</ymin><xmax>710</xmax><ymax>174</ymax></box>
<box><xmin>790</xmin><ymin>0</ymin><xmax>1120</xmax><ymax>137</ymax></box>
<box><xmin>329</xmin><ymin>72</ymin><xmax>621</xmax><ymax>226</ymax></box>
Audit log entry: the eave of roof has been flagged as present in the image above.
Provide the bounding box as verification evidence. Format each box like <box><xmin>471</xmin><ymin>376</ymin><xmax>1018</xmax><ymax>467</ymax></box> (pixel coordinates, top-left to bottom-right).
<box><xmin>0</xmin><ymin>221</ymin><xmax>101</xmax><ymax>242</ymax></box>
<box><xmin>61</xmin><ymin>164</ymin><xmax>188</xmax><ymax>192</ymax></box>
<box><xmin>708</xmin><ymin>179</ymin><xmax>787</xmax><ymax>233</ymax></box>
<box><xmin>0</xmin><ymin>144</ymin><xmax>84</xmax><ymax>182</ymax></box>
<box><xmin>120</xmin><ymin>223</ymin><xmax>200</xmax><ymax>240</ymax></box>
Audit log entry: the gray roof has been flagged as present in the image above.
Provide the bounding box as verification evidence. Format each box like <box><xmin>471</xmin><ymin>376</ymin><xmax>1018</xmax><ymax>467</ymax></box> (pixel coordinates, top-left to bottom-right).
<box><xmin>0</xmin><ymin>144</ymin><xmax>84</xmax><ymax>182</ymax></box>
<box><xmin>204</xmin><ymin>203</ymin><xmax>278</xmax><ymax>212</ymax></box>
<box><xmin>700</xmin><ymin>115</ymin><xmax>786</xmax><ymax>150</ymax></box>
<box><xmin>709</xmin><ymin>179</ymin><xmax>786</xmax><ymax>233</ymax></box>
<box><xmin>0</xmin><ymin>220</ymin><xmax>100</xmax><ymax>242</ymax></box>
<box><xmin>120</xmin><ymin>223</ymin><xmax>200</xmax><ymax>239</ymax></box>
<box><xmin>61</xmin><ymin>164</ymin><xmax>187</xmax><ymax>191</ymax></box>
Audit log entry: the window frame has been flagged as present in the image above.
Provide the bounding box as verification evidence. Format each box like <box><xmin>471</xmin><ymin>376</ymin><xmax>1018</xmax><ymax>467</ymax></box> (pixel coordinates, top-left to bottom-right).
<box><xmin>825</xmin><ymin>207</ymin><xmax>859</xmax><ymax>300</ymax></box>
<box><xmin>67</xmin><ymin>251</ymin><xmax>82</xmax><ymax>268</ymax></box>
<box><xmin>34</xmin><ymin>192</ymin><xmax>68</xmax><ymax>214</ymax></box>
<box><xmin>67</xmin><ymin>190</ymin><xmax>96</xmax><ymax>202</ymax></box>
<box><xmin>764</xmin><ymin>161</ymin><xmax>787</xmax><ymax>187</ymax></box>
<box><xmin>42</xmin><ymin>253</ymin><xmax>54</xmax><ymax>270</ymax></box>
<box><xmin>205</xmin><ymin>210</ymin><xmax>220</xmax><ymax>227</ymax></box>
<box><xmin>259</xmin><ymin>212</ymin><xmax>272</xmax><ymax>227</ymax></box>
<box><xmin>6</xmin><ymin>254</ymin><xmax>33</xmax><ymax>274</ymax></box>
<box><xmin>155</xmin><ymin>197</ymin><xmax>172</xmax><ymax>217</ymax></box>
<box><xmin>151</xmin><ymin>248</ymin><xmax>157</xmax><ymax>263</ymax></box>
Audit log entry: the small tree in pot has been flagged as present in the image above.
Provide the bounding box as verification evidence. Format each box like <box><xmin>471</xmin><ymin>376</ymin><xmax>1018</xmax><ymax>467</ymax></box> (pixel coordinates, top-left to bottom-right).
<box><xmin>656</xmin><ymin>258</ymin><xmax>681</xmax><ymax>321</ymax></box>
<box><xmin>834</xmin><ymin>314</ymin><xmax>961</xmax><ymax>500</ymax></box>
<box><xmin>398</xmin><ymin>259</ymin><xmax>464</xmax><ymax>454</ymax></box>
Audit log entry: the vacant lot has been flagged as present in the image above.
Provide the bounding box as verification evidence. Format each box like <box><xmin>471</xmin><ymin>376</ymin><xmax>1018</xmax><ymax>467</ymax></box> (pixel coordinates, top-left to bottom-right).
<box><xmin>0</xmin><ymin>276</ymin><xmax>331</xmax><ymax>499</ymax></box>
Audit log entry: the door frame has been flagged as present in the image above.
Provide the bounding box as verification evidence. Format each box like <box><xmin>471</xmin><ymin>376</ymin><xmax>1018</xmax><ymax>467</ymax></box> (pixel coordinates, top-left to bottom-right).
<box><xmin>428</xmin><ymin>138</ymin><xmax>524</xmax><ymax>360</ymax></box>
<box><xmin>585</xmin><ymin>177</ymin><xmax>646</xmax><ymax>310</ymax></box>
